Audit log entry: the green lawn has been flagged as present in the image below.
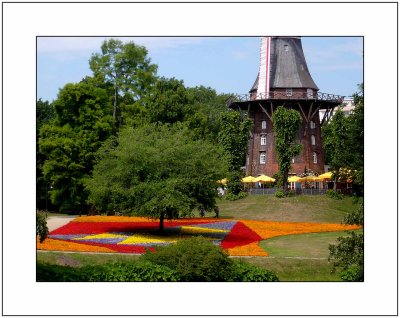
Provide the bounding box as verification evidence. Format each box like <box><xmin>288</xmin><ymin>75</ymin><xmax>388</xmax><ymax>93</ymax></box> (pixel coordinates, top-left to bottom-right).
<box><xmin>38</xmin><ymin>194</ymin><xmax>363</xmax><ymax>282</ymax></box>
<box><xmin>216</xmin><ymin>194</ymin><xmax>357</xmax><ymax>223</ymax></box>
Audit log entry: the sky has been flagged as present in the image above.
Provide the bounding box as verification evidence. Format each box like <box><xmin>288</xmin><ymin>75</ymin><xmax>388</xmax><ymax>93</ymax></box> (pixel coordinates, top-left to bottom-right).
<box><xmin>37</xmin><ymin>36</ymin><xmax>363</xmax><ymax>102</ymax></box>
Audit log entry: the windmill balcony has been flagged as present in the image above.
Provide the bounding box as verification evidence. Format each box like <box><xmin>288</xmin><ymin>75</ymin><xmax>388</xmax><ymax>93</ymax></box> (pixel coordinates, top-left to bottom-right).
<box><xmin>226</xmin><ymin>91</ymin><xmax>344</xmax><ymax>108</ymax></box>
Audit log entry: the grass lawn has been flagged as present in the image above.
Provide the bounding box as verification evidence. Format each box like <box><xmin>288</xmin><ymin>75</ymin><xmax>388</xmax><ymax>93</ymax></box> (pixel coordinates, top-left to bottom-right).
<box><xmin>216</xmin><ymin>194</ymin><xmax>357</xmax><ymax>223</ymax></box>
<box><xmin>38</xmin><ymin>194</ymin><xmax>363</xmax><ymax>282</ymax></box>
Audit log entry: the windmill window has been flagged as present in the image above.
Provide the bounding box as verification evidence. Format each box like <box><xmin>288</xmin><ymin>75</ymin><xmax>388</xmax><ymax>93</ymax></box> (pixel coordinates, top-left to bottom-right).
<box><xmin>311</xmin><ymin>135</ymin><xmax>316</xmax><ymax>145</ymax></box>
<box><xmin>260</xmin><ymin>152</ymin><xmax>266</xmax><ymax>164</ymax></box>
<box><xmin>307</xmin><ymin>88</ymin><xmax>313</xmax><ymax>98</ymax></box>
<box><xmin>261</xmin><ymin>120</ymin><xmax>267</xmax><ymax>129</ymax></box>
<box><xmin>284</xmin><ymin>45</ymin><xmax>289</xmax><ymax>52</ymax></box>
<box><xmin>292</xmin><ymin>158</ymin><xmax>295</xmax><ymax>163</ymax></box>
<box><xmin>286</xmin><ymin>88</ymin><xmax>293</xmax><ymax>97</ymax></box>
<box><xmin>261</xmin><ymin>135</ymin><xmax>267</xmax><ymax>145</ymax></box>
<box><xmin>310</xmin><ymin>121</ymin><xmax>316</xmax><ymax>129</ymax></box>
<box><xmin>313</xmin><ymin>152</ymin><xmax>318</xmax><ymax>164</ymax></box>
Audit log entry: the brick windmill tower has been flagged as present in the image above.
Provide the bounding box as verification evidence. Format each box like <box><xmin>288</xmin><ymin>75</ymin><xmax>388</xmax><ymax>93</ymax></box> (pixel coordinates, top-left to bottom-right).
<box><xmin>227</xmin><ymin>36</ymin><xmax>344</xmax><ymax>177</ymax></box>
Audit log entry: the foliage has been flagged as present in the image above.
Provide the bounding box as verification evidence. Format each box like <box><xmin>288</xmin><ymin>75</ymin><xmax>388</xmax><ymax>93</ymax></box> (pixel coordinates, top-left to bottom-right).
<box><xmin>217</xmin><ymin>110</ymin><xmax>252</xmax><ymax>173</ymax></box>
<box><xmin>217</xmin><ymin>111</ymin><xmax>252</xmax><ymax>195</ymax></box>
<box><xmin>83</xmin><ymin>261</ymin><xmax>179</xmax><ymax>282</ymax></box>
<box><xmin>225</xmin><ymin>172</ymin><xmax>244</xmax><ymax>197</ymax></box>
<box><xmin>224</xmin><ymin>191</ymin><xmax>248</xmax><ymax>201</ymax></box>
<box><xmin>36</xmin><ymin>99</ymin><xmax>56</xmax><ymax>210</ymax></box>
<box><xmin>89</xmin><ymin>38</ymin><xmax>158</xmax><ymax>129</ymax></box>
<box><xmin>344</xmin><ymin>202</ymin><xmax>364</xmax><ymax>226</ymax></box>
<box><xmin>140</xmin><ymin>237</ymin><xmax>234</xmax><ymax>281</ymax></box>
<box><xmin>274</xmin><ymin>190</ymin><xmax>286</xmax><ymax>198</ymax></box>
<box><xmin>186</xmin><ymin>86</ymin><xmax>229</xmax><ymax>141</ymax></box>
<box><xmin>85</xmin><ymin>124</ymin><xmax>228</xmax><ymax>229</ymax></box>
<box><xmin>326</xmin><ymin>190</ymin><xmax>344</xmax><ymax>200</ymax></box>
<box><xmin>36</xmin><ymin>262</ymin><xmax>87</xmax><ymax>282</ymax></box>
<box><xmin>272</xmin><ymin>106</ymin><xmax>303</xmax><ymax>193</ymax></box>
<box><xmin>230</xmin><ymin>261</ymin><xmax>279</xmax><ymax>282</ymax></box>
<box><xmin>36</xmin><ymin>261</ymin><xmax>179</xmax><ymax>282</ymax></box>
<box><xmin>322</xmin><ymin>84</ymin><xmax>364</xmax><ymax>195</ymax></box>
<box><xmin>328</xmin><ymin>231</ymin><xmax>364</xmax><ymax>282</ymax></box>
<box><xmin>39</xmin><ymin>82</ymin><xmax>113</xmax><ymax>212</ymax></box>
<box><xmin>141</xmin><ymin>77</ymin><xmax>193</xmax><ymax>124</ymax></box>
<box><xmin>36</xmin><ymin>210</ymin><xmax>49</xmax><ymax>243</ymax></box>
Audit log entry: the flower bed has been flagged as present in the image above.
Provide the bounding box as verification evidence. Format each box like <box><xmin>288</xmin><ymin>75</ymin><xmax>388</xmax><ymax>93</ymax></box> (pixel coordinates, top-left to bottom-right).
<box><xmin>37</xmin><ymin>216</ymin><xmax>361</xmax><ymax>256</ymax></box>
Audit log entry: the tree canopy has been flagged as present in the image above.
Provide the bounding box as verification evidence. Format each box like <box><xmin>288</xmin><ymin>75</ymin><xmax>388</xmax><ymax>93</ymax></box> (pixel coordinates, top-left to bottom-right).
<box><xmin>89</xmin><ymin>39</ymin><xmax>157</xmax><ymax>129</ymax></box>
<box><xmin>322</xmin><ymin>84</ymin><xmax>364</xmax><ymax>194</ymax></box>
<box><xmin>85</xmin><ymin>124</ymin><xmax>228</xmax><ymax>230</ymax></box>
<box><xmin>39</xmin><ymin>81</ymin><xmax>113</xmax><ymax>212</ymax></box>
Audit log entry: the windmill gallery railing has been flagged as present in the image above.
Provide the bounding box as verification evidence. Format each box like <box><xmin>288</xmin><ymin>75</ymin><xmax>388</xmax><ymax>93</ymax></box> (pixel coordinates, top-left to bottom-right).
<box><xmin>226</xmin><ymin>92</ymin><xmax>344</xmax><ymax>107</ymax></box>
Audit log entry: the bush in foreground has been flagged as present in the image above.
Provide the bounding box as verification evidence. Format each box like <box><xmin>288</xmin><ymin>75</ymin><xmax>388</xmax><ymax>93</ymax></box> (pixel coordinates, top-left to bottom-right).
<box><xmin>140</xmin><ymin>236</ymin><xmax>234</xmax><ymax>281</ymax></box>
<box><xmin>37</xmin><ymin>237</ymin><xmax>279</xmax><ymax>282</ymax></box>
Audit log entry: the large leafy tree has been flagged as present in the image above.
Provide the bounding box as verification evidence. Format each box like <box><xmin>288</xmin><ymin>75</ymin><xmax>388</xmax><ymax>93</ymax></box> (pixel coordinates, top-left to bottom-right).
<box><xmin>36</xmin><ymin>99</ymin><xmax>55</xmax><ymax>210</ymax></box>
<box><xmin>89</xmin><ymin>39</ymin><xmax>157</xmax><ymax>130</ymax></box>
<box><xmin>39</xmin><ymin>81</ymin><xmax>113</xmax><ymax>212</ymax></box>
<box><xmin>186</xmin><ymin>86</ymin><xmax>229</xmax><ymax>141</ymax></box>
<box><xmin>143</xmin><ymin>77</ymin><xmax>193</xmax><ymax>124</ymax></box>
<box><xmin>85</xmin><ymin>124</ymin><xmax>228</xmax><ymax>231</ymax></box>
<box><xmin>322</xmin><ymin>84</ymin><xmax>364</xmax><ymax>194</ymax></box>
<box><xmin>272</xmin><ymin>106</ymin><xmax>303</xmax><ymax>193</ymax></box>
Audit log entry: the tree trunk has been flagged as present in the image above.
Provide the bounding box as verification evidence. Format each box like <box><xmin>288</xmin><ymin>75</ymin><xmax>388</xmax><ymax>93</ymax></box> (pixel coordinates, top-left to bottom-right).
<box><xmin>282</xmin><ymin>170</ymin><xmax>289</xmax><ymax>194</ymax></box>
<box><xmin>113</xmin><ymin>83</ymin><xmax>118</xmax><ymax>130</ymax></box>
<box><xmin>159</xmin><ymin>211</ymin><xmax>164</xmax><ymax>232</ymax></box>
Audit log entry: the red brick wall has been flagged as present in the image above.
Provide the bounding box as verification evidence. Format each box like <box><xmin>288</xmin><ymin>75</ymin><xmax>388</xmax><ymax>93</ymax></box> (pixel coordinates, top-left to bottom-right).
<box><xmin>246</xmin><ymin>102</ymin><xmax>325</xmax><ymax>177</ymax></box>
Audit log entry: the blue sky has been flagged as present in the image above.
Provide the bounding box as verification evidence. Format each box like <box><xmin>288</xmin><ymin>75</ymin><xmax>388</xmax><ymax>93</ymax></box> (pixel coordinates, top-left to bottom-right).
<box><xmin>37</xmin><ymin>36</ymin><xmax>363</xmax><ymax>102</ymax></box>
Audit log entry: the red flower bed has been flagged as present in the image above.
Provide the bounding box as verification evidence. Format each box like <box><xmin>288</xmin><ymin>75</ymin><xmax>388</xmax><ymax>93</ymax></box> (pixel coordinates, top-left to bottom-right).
<box><xmin>221</xmin><ymin>222</ymin><xmax>262</xmax><ymax>249</ymax></box>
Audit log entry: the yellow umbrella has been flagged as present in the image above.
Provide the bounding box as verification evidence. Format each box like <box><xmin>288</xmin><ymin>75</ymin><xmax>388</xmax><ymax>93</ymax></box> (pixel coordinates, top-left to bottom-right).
<box><xmin>254</xmin><ymin>174</ymin><xmax>276</xmax><ymax>183</ymax></box>
<box><xmin>288</xmin><ymin>176</ymin><xmax>301</xmax><ymax>182</ymax></box>
<box><xmin>318</xmin><ymin>171</ymin><xmax>333</xmax><ymax>180</ymax></box>
<box><xmin>241</xmin><ymin>176</ymin><xmax>257</xmax><ymax>183</ymax></box>
<box><xmin>298</xmin><ymin>175</ymin><xmax>323</xmax><ymax>182</ymax></box>
<box><xmin>217</xmin><ymin>178</ymin><xmax>228</xmax><ymax>185</ymax></box>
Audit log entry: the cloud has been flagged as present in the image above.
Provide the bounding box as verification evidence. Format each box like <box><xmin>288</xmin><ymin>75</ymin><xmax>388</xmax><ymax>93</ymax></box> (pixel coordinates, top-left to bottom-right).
<box><xmin>37</xmin><ymin>36</ymin><xmax>208</xmax><ymax>53</ymax></box>
<box><xmin>37</xmin><ymin>36</ymin><xmax>210</xmax><ymax>62</ymax></box>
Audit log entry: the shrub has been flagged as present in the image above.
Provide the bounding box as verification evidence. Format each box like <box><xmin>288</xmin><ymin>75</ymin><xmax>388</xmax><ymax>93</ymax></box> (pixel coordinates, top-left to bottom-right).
<box><xmin>83</xmin><ymin>261</ymin><xmax>180</xmax><ymax>282</ymax></box>
<box><xmin>36</xmin><ymin>262</ymin><xmax>88</xmax><ymax>282</ymax></box>
<box><xmin>230</xmin><ymin>260</ymin><xmax>279</xmax><ymax>282</ymax></box>
<box><xmin>326</xmin><ymin>189</ymin><xmax>344</xmax><ymax>200</ymax></box>
<box><xmin>36</xmin><ymin>210</ymin><xmax>49</xmax><ymax>243</ymax></box>
<box><xmin>140</xmin><ymin>236</ymin><xmax>234</xmax><ymax>281</ymax></box>
<box><xmin>328</xmin><ymin>231</ymin><xmax>364</xmax><ymax>282</ymax></box>
<box><xmin>275</xmin><ymin>190</ymin><xmax>285</xmax><ymax>198</ymax></box>
<box><xmin>37</xmin><ymin>261</ymin><xmax>180</xmax><ymax>282</ymax></box>
<box><xmin>344</xmin><ymin>202</ymin><xmax>364</xmax><ymax>225</ymax></box>
<box><xmin>225</xmin><ymin>191</ymin><xmax>248</xmax><ymax>201</ymax></box>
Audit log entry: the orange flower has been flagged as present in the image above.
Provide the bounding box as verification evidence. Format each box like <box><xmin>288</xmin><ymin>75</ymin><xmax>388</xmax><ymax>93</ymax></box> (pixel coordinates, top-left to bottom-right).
<box><xmin>241</xmin><ymin>220</ymin><xmax>361</xmax><ymax>240</ymax></box>
<box><xmin>227</xmin><ymin>242</ymin><xmax>269</xmax><ymax>257</ymax></box>
<box><xmin>37</xmin><ymin>237</ymin><xmax>115</xmax><ymax>253</ymax></box>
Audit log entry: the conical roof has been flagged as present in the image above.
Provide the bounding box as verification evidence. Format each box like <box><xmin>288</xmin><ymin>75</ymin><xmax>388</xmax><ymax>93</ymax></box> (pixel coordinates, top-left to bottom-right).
<box><xmin>249</xmin><ymin>37</ymin><xmax>319</xmax><ymax>93</ymax></box>
<box><xmin>270</xmin><ymin>37</ymin><xmax>319</xmax><ymax>90</ymax></box>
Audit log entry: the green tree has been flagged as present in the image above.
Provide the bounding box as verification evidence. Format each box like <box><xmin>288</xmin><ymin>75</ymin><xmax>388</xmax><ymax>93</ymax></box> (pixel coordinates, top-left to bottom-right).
<box><xmin>217</xmin><ymin>110</ymin><xmax>252</xmax><ymax>195</ymax></box>
<box><xmin>142</xmin><ymin>77</ymin><xmax>192</xmax><ymax>124</ymax></box>
<box><xmin>329</xmin><ymin>231</ymin><xmax>364</xmax><ymax>281</ymax></box>
<box><xmin>85</xmin><ymin>124</ymin><xmax>228</xmax><ymax>230</ymax></box>
<box><xmin>322</xmin><ymin>84</ymin><xmax>364</xmax><ymax>194</ymax></box>
<box><xmin>186</xmin><ymin>86</ymin><xmax>229</xmax><ymax>141</ymax></box>
<box><xmin>39</xmin><ymin>81</ymin><xmax>113</xmax><ymax>212</ymax></box>
<box><xmin>89</xmin><ymin>39</ymin><xmax>157</xmax><ymax>129</ymax></box>
<box><xmin>36</xmin><ymin>99</ymin><xmax>55</xmax><ymax>210</ymax></box>
<box><xmin>272</xmin><ymin>106</ymin><xmax>303</xmax><ymax>194</ymax></box>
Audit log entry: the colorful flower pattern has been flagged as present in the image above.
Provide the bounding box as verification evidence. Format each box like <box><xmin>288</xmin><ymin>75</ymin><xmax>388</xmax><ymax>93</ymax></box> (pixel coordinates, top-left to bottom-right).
<box><xmin>37</xmin><ymin>216</ymin><xmax>361</xmax><ymax>256</ymax></box>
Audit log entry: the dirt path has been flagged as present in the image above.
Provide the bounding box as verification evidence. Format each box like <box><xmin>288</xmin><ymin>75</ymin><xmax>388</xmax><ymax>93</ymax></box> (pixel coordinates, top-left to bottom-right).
<box><xmin>47</xmin><ymin>216</ymin><xmax>76</xmax><ymax>232</ymax></box>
